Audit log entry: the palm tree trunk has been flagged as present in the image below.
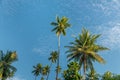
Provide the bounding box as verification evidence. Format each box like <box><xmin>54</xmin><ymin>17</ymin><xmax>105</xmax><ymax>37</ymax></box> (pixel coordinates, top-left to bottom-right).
<box><xmin>83</xmin><ymin>55</ymin><xmax>86</xmax><ymax>80</ymax></box>
<box><xmin>56</xmin><ymin>35</ymin><xmax>60</xmax><ymax>80</ymax></box>
<box><xmin>46</xmin><ymin>63</ymin><xmax>52</xmax><ymax>80</ymax></box>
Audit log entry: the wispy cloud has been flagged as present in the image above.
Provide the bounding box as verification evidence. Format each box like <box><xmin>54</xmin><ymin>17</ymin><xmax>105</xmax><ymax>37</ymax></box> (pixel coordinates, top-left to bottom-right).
<box><xmin>32</xmin><ymin>34</ymin><xmax>57</xmax><ymax>55</ymax></box>
<box><xmin>92</xmin><ymin>0</ymin><xmax>120</xmax><ymax>15</ymax></box>
<box><xmin>7</xmin><ymin>76</ymin><xmax>26</xmax><ymax>80</ymax></box>
<box><xmin>97</xmin><ymin>22</ymin><xmax>120</xmax><ymax>48</ymax></box>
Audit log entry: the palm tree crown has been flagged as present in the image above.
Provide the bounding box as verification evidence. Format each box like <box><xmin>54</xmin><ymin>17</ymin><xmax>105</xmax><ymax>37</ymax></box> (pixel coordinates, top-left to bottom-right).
<box><xmin>51</xmin><ymin>16</ymin><xmax>71</xmax><ymax>36</ymax></box>
<box><xmin>32</xmin><ymin>63</ymin><xmax>42</xmax><ymax>80</ymax></box>
<box><xmin>65</xmin><ymin>28</ymin><xmax>109</xmax><ymax>79</ymax></box>
<box><xmin>48</xmin><ymin>51</ymin><xmax>58</xmax><ymax>63</ymax></box>
<box><xmin>0</xmin><ymin>51</ymin><xmax>18</xmax><ymax>80</ymax></box>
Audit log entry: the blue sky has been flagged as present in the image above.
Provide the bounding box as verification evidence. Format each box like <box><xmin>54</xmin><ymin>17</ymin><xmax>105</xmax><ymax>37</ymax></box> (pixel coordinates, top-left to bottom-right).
<box><xmin>0</xmin><ymin>0</ymin><xmax>120</xmax><ymax>80</ymax></box>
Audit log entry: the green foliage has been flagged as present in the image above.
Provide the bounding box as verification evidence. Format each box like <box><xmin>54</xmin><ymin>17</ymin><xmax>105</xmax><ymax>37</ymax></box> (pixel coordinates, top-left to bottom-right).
<box><xmin>32</xmin><ymin>63</ymin><xmax>42</xmax><ymax>78</ymax></box>
<box><xmin>86</xmin><ymin>69</ymin><xmax>100</xmax><ymax>80</ymax></box>
<box><xmin>41</xmin><ymin>65</ymin><xmax>50</xmax><ymax>76</ymax></box>
<box><xmin>101</xmin><ymin>71</ymin><xmax>120</xmax><ymax>80</ymax></box>
<box><xmin>102</xmin><ymin>71</ymin><xmax>113</xmax><ymax>80</ymax></box>
<box><xmin>65</xmin><ymin>28</ymin><xmax>109</xmax><ymax>79</ymax></box>
<box><xmin>48</xmin><ymin>51</ymin><xmax>58</xmax><ymax>63</ymax></box>
<box><xmin>0</xmin><ymin>50</ymin><xmax>18</xmax><ymax>80</ymax></box>
<box><xmin>63</xmin><ymin>62</ymin><xmax>81</xmax><ymax>80</ymax></box>
<box><xmin>32</xmin><ymin>63</ymin><xmax>50</xmax><ymax>80</ymax></box>
<box><xmin>51</xmin><ymin>16</ymin><xmax>71</xmax><ymax>80</ymax></box>
<box><xmin>51</xmin><ymin>16</ymin><xmax>71</xmax><ymax>36</ymax></box>
<box><xmin>112</xmin><ymin>74</ymin><xmax>120</xmax><ymax>80</ymax></box>
<box><xmin>41</xmin><ymin>77</ymin><xmax>44</xmax><ymax>80</ymax></box>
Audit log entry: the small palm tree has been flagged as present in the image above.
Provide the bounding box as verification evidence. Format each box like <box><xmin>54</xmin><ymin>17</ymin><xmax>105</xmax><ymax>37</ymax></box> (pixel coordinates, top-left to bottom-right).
<box><xmin>41</xmin><ymin>65</ymin><xmax>50</xmax><ymax>80</ymax></box>
<box><xmin>86</xmin><ymin>69</ymin><xmax>100</xmax><ymax>80</ymax></box>
<box><xmin>47</xmin><ymin>51</ymin><xmax>58</xmax><ymax>80</ymax></box>
<box><xmin>0</xmin><ymin>51</ymin><xmax>18</xmax><ymax>80</ymax></box>
<box><xmin>102</xmin><ymin>71</ymin><xmax>113</xmax><ymax>80</ymax></box>
<box><xmin>32</xmin><ymin>63</ymin><xmax>42</xmax><ymax>80</ymax></box>
<box><xmin>51</xmin><ymin>16</ymin><xmax>71</xmax><ymax>80</ymax></box>
<box><xmin>65</xmin><ymin>28</ymin><xmax>109</xmax><ymax>80</ymax></box>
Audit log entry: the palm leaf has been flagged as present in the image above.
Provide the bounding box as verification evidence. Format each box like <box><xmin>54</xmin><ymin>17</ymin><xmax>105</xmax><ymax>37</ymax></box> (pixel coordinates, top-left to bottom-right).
<box><xmin>87</xmin><ymin>51</ymin><xmax>105</xmax><ymax>64</ymax></box>
<box><xmin>51</xmin><ymin>22</ymin><xmax>58</xmax><ymax>26</ymax></box>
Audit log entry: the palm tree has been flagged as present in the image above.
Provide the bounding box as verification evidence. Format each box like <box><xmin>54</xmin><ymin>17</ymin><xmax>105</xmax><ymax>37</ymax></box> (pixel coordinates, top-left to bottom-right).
<box><xmin>32</xmin><ymin>63</ymin><xmax>42</xmax><ymax>80</ymax></box>
<box><xmin>86</xmin><ymin>69</ymin><xmax>100</xmax><ymax>80</ymax></box>
<box><xmin>65</xmin><ymin>28</ymin><xmax>109</xmax><ymax>80</ymax></box>
<box><xmin>102</xmin><ymin>71</ymin><xmax>113</xmax><ymax>80</ymax></box>
<box><xmin>0</xmin><ymin>50</ymin><xmax>18</xmax><ymax>80</ymax></box>
<box><xmin>47</xmin><ymin>51</ymin><xmax>58</xmax><ymax>80</ymax></box>
<box><xmin>41</xmin><ymin>65</ymin><xmax>50</xmax><ymax>80</ymax></box>
<box><xmin>51</xmin><ymin>16</ymin><xmax>71</xmax><ymax>80</ymax></box>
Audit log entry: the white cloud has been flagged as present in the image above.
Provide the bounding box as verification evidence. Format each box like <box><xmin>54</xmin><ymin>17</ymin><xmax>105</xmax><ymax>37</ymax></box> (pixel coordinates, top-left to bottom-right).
<box><xmin>32</xmin><ymin>48</ymin><xmax>42</xmax><ymax>53</ymax></box>
<box><xmin>92</xmin><ymin>0</ymin><xmax>120</xmax><ymax>15</ymax></box>
<box><xmin>6</xmin><ymin>77</ymin><xmax>26</xmax><ymax>80</ymax></box>
<box><xmin>97</xmin><ymin>22</ymin><xmax>120</xmax><ymax>48</ymax></box>
<box><xmin>32</xmin><ymin>47</ymin><xmax>51</xmax><ymax>55</ymax></box>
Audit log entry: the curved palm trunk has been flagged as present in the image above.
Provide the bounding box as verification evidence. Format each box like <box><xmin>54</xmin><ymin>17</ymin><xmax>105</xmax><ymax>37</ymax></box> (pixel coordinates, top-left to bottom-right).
<box><xmin>56</xmin><ymin>35</ymin><xmax>60</xmax><ymax>80</ymax></box>
<box><xmin>83</xmin><ymin>54</ymin><xmax>86</xmax><ymax>80</ymax></box>
<box><xmin>46</xmin><ymin>63</ymin><xmax>52</xmax><ymax>80</ymax></box>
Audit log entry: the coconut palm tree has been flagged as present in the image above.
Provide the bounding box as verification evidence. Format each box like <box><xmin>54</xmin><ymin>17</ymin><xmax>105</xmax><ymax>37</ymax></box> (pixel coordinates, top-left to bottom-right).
<box><xmin>47</xmin><ymin>51</ymin><xmax>58</xmax><ymax>80</ymax></box>
<box><xmin>0</xmin><ymin>50</ymin><xmax>18</xmax><ymax>80</ymax></box>
<box><xmin>32</xmin><ymin>63</ymin><xmax>42</xmax><ymax>80</ymax></box>
<box><xmin>102</xmin><ymin>71</ymin><xmax>113</xmax><ymax>80</ymax></box>
<box><xmin>86</xmin><ymin>69</ymin><xmax>100</xmax><ymax>80</ymax></box>
<box><xmin>41</xmin><ymin>65</ymin><xmax>50</xmax><ymax>80</ymax></box>
<box><xmin>65</xmin><ymin>28</ymin><xmax>109</xmax><ymax>80</ymax></box>
<box><xmin>51</xmin><ymin>16</ymin><xmax>71</xmax><ymax>80</ymax></box>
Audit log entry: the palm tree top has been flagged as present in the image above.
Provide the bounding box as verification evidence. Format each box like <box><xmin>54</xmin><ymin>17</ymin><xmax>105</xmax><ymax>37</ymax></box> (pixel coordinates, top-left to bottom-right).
<box><xmin>48</xmin><ymin>51</ymin><xmax>58</xmax><ymax>63</ymax></box>
<box><xmin>32</xmin><ymin>63</ymin><xmax>42</xmax><ymax>76</ymax></box>
<box><xmin>0</xmin><ymin>50</ymin><xmax>18</xmax><ymax>79</ymax></box>
<box><xmin>66</xmin><ymin>28</ymin><xmax>109</xmax><ymax>64</ymax></box>
<box><xmin>51</xmin><ymin>16</ymin><xmax>71</xmax><ymax>36</ymax></box>
<box><xmin>65</xmin><ymin>28</ymin><xmax>109</xmax><ymax>80</ymax></box>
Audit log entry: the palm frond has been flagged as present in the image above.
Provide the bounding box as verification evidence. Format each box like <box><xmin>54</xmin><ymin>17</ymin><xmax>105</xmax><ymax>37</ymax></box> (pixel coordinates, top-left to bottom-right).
<box><xmin>56</xmin><ymin>16</ymin><xmax>60</xmax><ymax>23</ymax></box>
<box><xmin>87</xmin><ymin>51</ymin><xmax>105</xmax><ymax>64</ymax></box>
<box><xmin>51</xmin><ymin>22</ymin><xmax>58</xmax><ymax>26</ymax></box>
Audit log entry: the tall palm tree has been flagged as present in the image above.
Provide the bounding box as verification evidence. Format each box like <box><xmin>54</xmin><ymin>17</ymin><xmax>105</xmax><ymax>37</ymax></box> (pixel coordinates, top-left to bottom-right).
<box><xmin>65</xmin><ymin>28</ymin><xmax>109</xmax><ymax>80</ymax></box>
<box><xmin>47</xmin><ymin>51</ymin><xmax>58</xmax><ymax>80</ymax></box>
<box><xmin>32</xmin><ymin>63</ymin><xmax>42</xmax><ymax>80</ymax></box>
<box><xmin>51</xmin><ymin>16</ymin><xmax>71</xmax><ymax>80</ymax></box>
<box><xmin>0</xmin><ymin>50</ymin><xmax>18</xmax><ymax>80</ymax></box>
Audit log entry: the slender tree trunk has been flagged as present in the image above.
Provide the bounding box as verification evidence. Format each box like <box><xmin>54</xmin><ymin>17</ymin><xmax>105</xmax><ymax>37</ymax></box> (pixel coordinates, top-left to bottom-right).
<box><xmin>83</xmin><ymin>54</ymin><xmax>86</xmax><ymax>80</ymax></box>
<box><xmin>46</xmin><ymin>63</ymin><xmax>52</xmax><ymax>80</ymax></box>
<box><xmin>56</xmin><ymin>35</ymin><xmax>60</xmax><ymax>80</ymax></box>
